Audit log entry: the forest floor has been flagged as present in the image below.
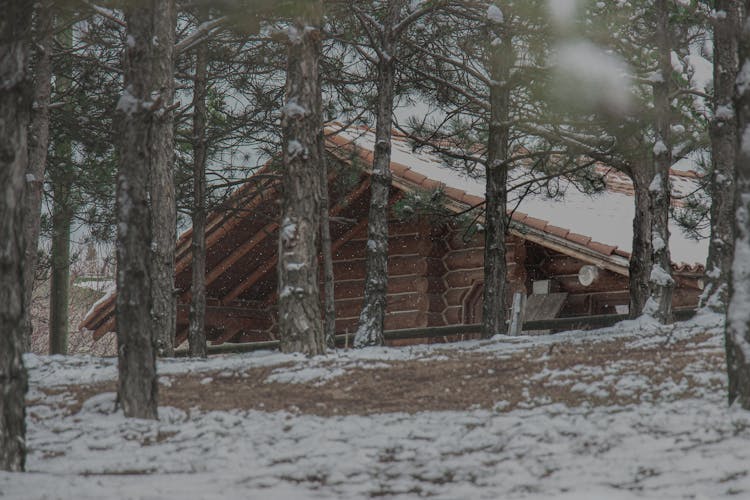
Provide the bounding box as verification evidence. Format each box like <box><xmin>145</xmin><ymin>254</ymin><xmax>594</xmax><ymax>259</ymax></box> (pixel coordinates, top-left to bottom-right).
<box><xmin>2</xmin><ymin>312</ymin><xmax>749</xmax><ymax>499</ymax></box>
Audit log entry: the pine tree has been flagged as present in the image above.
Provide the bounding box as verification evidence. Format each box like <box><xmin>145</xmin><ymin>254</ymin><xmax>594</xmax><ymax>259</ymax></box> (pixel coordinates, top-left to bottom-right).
<box><xmin>333</xmin><ymin>0</ymin><xmax>448</xmax><ymax>347</ymax></box>
<box><xmin>115</xmin><ymin>0</ymin><xmax>177</xmax><ymax>418</ymax></box>
<box><xmin>402</xmin><ymin>1</ymin><xmax>552</xmax><ymax>337</ymax></box>
<box><xmin>704</xmin><ymin>0</ymin><xmax>741</xmax><ymax>313</ymax></box>
<box><xmin>22</xmin><ymin>2</ymin><xmax>54</xmax><ymax>352</ymax></box>
<box><xmin>48</xmin><ymin>13</ymin><xmax>74</xmax><ymax>354</ymax></box>
<box><xmin>188</xmin><ymin>6</ymin><xmax>210</xmax><ymax>359</ymax></box>
<box><xmin>351</xmin><ymin>0</ymin><xmax>406</xmax><ymax>347</ymax></box>
<box><xmin>278</xmin><ymin>1</ymin><xmax>327</xmax><ymax>355</ymax></box>
<box><xmin>0</xmin><ymin>0</ymin><xmax>32</xmax><ymax>471</ymax></box>
<box><xmin>726</xmin><ymin>0</ymin><xmax>750</xmax><ymax>408</ymax></box>
<box><xmin>530</xmin><ymin>0</ymin><xmax>709</xmax><ymax>322</ymax></box>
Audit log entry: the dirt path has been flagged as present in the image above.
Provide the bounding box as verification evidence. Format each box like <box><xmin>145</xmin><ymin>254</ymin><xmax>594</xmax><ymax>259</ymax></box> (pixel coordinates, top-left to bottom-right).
<box><xmin>33</xmin><ymin>331</ymin><xmax>724</xmax><ymax>417</ymax></box>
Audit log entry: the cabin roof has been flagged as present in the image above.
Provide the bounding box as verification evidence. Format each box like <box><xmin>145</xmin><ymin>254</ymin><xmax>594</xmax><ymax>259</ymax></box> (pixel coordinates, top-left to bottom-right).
<box><xmin>326</xmin><ymin>124</ymin><xmax>707</xmax><ymax>271</ymax></box>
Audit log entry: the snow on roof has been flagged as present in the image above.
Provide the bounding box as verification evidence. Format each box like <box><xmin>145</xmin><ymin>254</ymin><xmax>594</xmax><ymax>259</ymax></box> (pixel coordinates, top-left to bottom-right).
<box><xmin>327</xmin><ymin>124</ymin><xmax>708</xmax><ymax>268</ymax></box>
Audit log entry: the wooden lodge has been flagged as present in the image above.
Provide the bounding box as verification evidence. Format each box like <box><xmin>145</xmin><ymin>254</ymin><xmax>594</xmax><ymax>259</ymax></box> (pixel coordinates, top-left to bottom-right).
<box><xmin>81</xmin><ymin>125</ymin><xmax>707</xmax><ymax>346</ymax></box>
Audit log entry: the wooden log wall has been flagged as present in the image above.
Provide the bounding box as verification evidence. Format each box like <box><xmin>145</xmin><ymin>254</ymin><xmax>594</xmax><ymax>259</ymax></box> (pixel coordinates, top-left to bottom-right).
<box><xmin>174</xmin><ymin>191</ymin><xmax>702</xmax><ymax>346</ymax></box>
<box><xmin>329</xmin><ymin>218</ymin><xmax>449</xmax><ymax>334</ymax></box>
<box><xmin>174</xmin><ymin>299</ymin><xmax>276</xmax><ymax>345</ymax></box>
<box><xmin>525</xmin><ymin>245</ymin><xmax>702</xmax><ymax>317</ymax></box>
<box><xmin>442</xmin><ymin>227</ymin><xmax>528</xmax><ymax>326</ymax></box>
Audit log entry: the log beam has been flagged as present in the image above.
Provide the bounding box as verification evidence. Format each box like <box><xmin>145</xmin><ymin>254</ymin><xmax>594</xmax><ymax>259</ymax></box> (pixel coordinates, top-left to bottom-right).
<box><xmin>221</xmin><ymin>181</ymin><xmax>376</xmax><ymax>304</ymax></box>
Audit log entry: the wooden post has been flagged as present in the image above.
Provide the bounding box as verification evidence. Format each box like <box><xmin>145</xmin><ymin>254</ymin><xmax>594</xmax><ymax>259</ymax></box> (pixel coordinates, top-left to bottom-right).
<box><xmin>508</xmin><ymin>292</ymin><xmax>526</xmax><ymax>336</ymax></box>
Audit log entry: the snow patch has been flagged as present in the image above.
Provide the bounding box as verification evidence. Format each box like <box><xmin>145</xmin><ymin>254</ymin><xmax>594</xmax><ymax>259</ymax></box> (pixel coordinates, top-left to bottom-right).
<box><xmin>552</xmin><ymin>40</ymin><xmax>633</xmax><ymax>115</ymax></box>
<box><xmin>486</xmin><ymin>4</ymin><xmax>504</xmax><ymax>23</ymax></box>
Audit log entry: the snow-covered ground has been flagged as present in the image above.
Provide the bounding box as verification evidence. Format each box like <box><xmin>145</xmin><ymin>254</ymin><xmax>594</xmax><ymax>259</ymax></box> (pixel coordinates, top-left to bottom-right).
<box><xmin>3</xmin><ymin>313</ymin><xmax>749</xmax><ymax>500</ymax></box>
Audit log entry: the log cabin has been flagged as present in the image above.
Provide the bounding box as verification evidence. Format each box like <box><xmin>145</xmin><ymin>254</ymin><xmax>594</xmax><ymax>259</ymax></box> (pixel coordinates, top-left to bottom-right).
<box><xmin>81</xmin><ymin>124</ymin><xmax>707</xmax><ymax>346</ymax></box>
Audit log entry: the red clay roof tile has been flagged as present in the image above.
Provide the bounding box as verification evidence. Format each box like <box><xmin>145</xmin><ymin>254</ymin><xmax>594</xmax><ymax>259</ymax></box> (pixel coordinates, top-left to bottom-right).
<box><xmin>402</xmin><ymin>169</ymin><xmax>427</xmax><ymax>185</ymax></box>
<box><xmin>510</xmin><ymin>211</ymin><xmax>528</xmax><ymax>222</ymax></box>
<box><xmin>566</xmin><ymin>232</ymin><xmax>592</xmax><ymax>246</ymax></box>
<box><xmin>587</xmin><ymin>241</ymin><xmax>618</xmax><ymax>256</ymax></box>
<box><xmin>420</xmin><ymin>178</ymin><xmax>443</xmax><ymax>191</ymax></box>
<box><xmin>523</xmin><ymin>216</ymin><xmax>548</xmax><ymax>231</ymax></box>
<box><xmin>442</xmin><ymin>186</ymin><xmax>466</xmax><ymax>201</ymax></box>
<box><xmin>462</xmin><ymin>194</ymin><xmax>484</xmax><ymax>206</ymax></box>
<box><xmin>544</xmin><ymin>225</ymin><xmax>570</xmax><ymax>238</ymax></box>
<box><xmin>390</xmin><ymin>162</ymin><xmax>410</xmax><ymax>176</ymax></box>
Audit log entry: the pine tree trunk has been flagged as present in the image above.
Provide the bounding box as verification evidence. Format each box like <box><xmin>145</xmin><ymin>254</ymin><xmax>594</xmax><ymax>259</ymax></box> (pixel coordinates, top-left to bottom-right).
<box><xmin>23</xmin><ymin>2</ymin><xmax>53</xmax><ymax>352</ymax></box>
<box><xmin>48</xmin><ymin>17</ymin><xmax>74</xmax><ymax>355</ymax></box>
<box><xmin>278</xmin><ymin>4</ymin><xmax>326</xmax><ymax>356</ymax></box>
<box><xmin>629</xmin><ymin>159</ymin><xmax>654</xmax><ymax>318</ymax></box>
<box><xmin>149</xmin><ymin>6</ymin><xmax>177</xmax><ymax>358</ymax></box>
<box><xmin>188</xmin><ymin>14</ymin><xmax>209</xmax><ymax>359</ymax></box>
<box><xmin>646</xmin><ymin>0</ymin><xmax>675</xmax><ymax>323</ymax></box>
<box><xmin>726</xmin><ymin>0</ymin><xmax>750</xmax><ymax>408</ymax></box>
<box><xmin>320</xmin><ymin>131</ymin><xmax>337</xmax><ymax>349</ymax></box>
<box><xmin>704</xmin><ymin>0</ymin><xmax>740</xmax><ymax>313</ymax></box>
<box><xmin>0</xmin><ymin>0</ymin><xmax>32</xmax><ymax>471</ymax></box>
<box><xmin>49</xmin><ymin>177</ymin><xmax>72</xmax><ymax>355</ymax></box>
<box><xmin>115</xmin><ymin>0</ymin><xmax>176</xmax><ymax>419</ymax></box>
<box><xmin>354</xmin><ymin>1</ymin><xmax>403</xmax><ymax>348</ymax></box>
<box><xmin>481</xmin><ymin>31</ymin><xmax>513</xmax><ymax>338</ymax></box>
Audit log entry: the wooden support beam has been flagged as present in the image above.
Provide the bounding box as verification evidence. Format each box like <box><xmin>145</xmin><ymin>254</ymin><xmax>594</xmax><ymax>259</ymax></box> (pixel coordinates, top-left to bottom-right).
<box><xmin>175</xmin><ymin>178</ymin><xmax>277</xmax><ymax>275</ymax></box>
<box><xmin>176</xmin><ymin>303</ymin><xmax>273</xmax><ymax>325</ymax></box>
<box><xmin>93</xmin><ymin>317</ymin><xmax>115</xmax><ymax>341</ymax></box>
<box><xmin>175</xmin><ymin>327</ymin><xmax>188</xmax><ymax>348</ymax></box>
<box><xmin>212</xmin><ymin>326</ymin><xmax>241</xmax><ymax>345</ymax></box>
<box><xmin>221</xmin><ymin>180</ymin><xmax>375</xmax><ymax>305</ymax></box>
<box><xmin>178</xmin><ymin>168</ymin><xmax>342</xmax><ymax>281</ymax></box>
<box><xmin>85</xmin><ymin>178</ymin><xmax>279</xmax><ymax>335</ymax></box>
<box><xmin>181</xmin><ymin>221</ymin><xmax>279</xmax><ymax>302</ymax></box>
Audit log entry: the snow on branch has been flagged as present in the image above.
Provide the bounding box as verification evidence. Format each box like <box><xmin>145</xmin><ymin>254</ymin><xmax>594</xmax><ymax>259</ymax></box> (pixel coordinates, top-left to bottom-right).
<box><xmin>175</xmin><ymin>17</ymin><xmax>229</xmax><ymax>54</ymax></box>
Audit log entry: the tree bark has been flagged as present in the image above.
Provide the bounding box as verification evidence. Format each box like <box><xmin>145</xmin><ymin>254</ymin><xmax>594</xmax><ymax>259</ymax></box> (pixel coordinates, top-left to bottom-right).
<box><xmin>481</xmin><ymin>25</ymin><xmax>513</xmax><ymax>338</ymax></box>
<box><xmin>320</xmin><ymin>131</ymin><xmax>337</xmax><ymax>349</ymax></box>
<box><xmin>278</xmin><ymin>3</ymin><xmax>326</xmax><ymax>356</ymax></box>
<box><xmin>704</xmin><ymin>0</ymin><xmax>740</xmax><ymax>313</ymax></box>
<box><xmin>645</xmin><ymin>0</ymin><xmax>675</xmax><ymax>323</ymax></box>
<box><xmin>354</xmin><ymin>0</ymin><xmax>404</xmax><ymax>348</ymax></box>
<box><xmin>629</xmin><ymin>158</ymin><xmax>654</xmax><ymax>318</ymax></box>
<box><xmin>115</xmin><ymin>0</ymin><xmax>176</xmax><ymax>419</ymax></box>
<box><xmin>0</xmin><ymin>0</ymin><xmax>32</xmax><ymax>471</ymax></box>
<box><xmin>726</xmin><ymin>0</ymin><xmax>750</xmax><ymax>408</ymax></box>
<box><xmin>49</xmin><ymin>19</ymin><xmax>73</xmax><ymax>355</ymax></box>
<box><xmin>23</xmin><ymin>2</ymin><xmax>53</xmax><ymax>352</ymax></box>
<box><xmin>49</xmin><ymin>176</ymin><xmax>72</xmax><ymax>355</ymax></box>
<box><xmin>149</xmin><ymin>8</ymin><xmax>178</xmax><ymax>358</ymax></box>
<box><xmin>188</xmin><ymin>11</ymin><xmax>209</xmax><ymax>359</ymax></box>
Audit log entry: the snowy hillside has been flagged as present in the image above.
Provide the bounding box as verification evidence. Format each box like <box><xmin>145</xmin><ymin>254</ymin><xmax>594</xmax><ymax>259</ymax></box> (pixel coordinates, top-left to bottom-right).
<box><xmin>2</xmin><ymin>314</ymin><xmax>748</xmax><ymax>499</ymax></box>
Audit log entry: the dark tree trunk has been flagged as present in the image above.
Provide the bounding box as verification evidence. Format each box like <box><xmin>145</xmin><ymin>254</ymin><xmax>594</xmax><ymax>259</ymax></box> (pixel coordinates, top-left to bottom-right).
<box><xmin>115</xmin><ymin>0</ymin><xmax>176</xmax><ymax>419</ymax></box>
<box><xmin>481</xmin><ymin>30</ymin><xmax>513</xmax><ymax>338</ymax></box>
<box><xmin>704</xmin><ymin>0</ymin><xmax>740</xmax><ymax>313</ymax></box>
<box><xmin>0</xmin><ymin>0</ymin><xmax>32</xmax><ymax>471</ymax></box>
<box><xmin>188</xmin><ymin>12</ymin><xmax>209</xmax><ymax>359</ymax></box>
<box><xmin>645</xmin><ymin>0</ymin><xmax>674</xmax><ymax>324</ymax></box>
<box><xmin>320</xmin><ymin>131</ymin><xmax>336</xmax><ymax>349</ymax></box>
<box><xmin>627</xmin><ymin>2</ymin><xmax>674</xmax><ymax>322</ymax></box>
<box><xmin>49</xmin><ymin>177</ymin><xmax>72</xmax><ymax>355</ymax></box>
<box><xmin>23</xmin><ymin>2</ymin><xmax>53</xmax><ymax>352</ymax></box>
<box><xmin>149</xmin><ymin>9</ymin><xmax>178</xmax><ymax>358</ymax></box>
<box><xmin>629</xmin><ymin>158</ymin><xmax>654</xmax><ymax>318</ymax></box>
<box><xmin>726</xmin><ymin>0</ymin><xmax>750</xmax><ymax>408</ymax></box>
<box><xmin>49</xmin><ymin>18</ymin><xmax>73</xmax><ymax>355</ymax></box>
<box><xmin>278</xmin><ymin>4</ymin><xmax>326</xmax><ymax>356</ymax></box>
<box><xmin>354</xmin><ymin>1</ymin><xmax>403</xmax><ymax>348</ymax></box>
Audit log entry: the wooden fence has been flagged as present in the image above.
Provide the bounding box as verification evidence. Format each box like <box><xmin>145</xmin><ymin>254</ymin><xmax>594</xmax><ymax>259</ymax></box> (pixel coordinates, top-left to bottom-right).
<box><xmin>174</xmin><ymin>307</ymin><xmax>697</xmax><ymax>357</ymax></box>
